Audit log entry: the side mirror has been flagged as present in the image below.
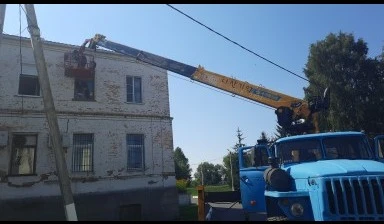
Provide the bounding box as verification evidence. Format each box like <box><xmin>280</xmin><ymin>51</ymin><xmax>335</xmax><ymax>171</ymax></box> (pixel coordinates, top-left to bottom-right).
<box><xmin>374</xmin><ymin>135</ymin><xmax>384</xmax><ymax>160</ymax></box>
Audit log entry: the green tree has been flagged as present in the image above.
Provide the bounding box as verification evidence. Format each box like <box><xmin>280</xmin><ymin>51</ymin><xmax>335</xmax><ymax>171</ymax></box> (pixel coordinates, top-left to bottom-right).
<box><xmin>258</xmin><ymin>130</ymin><xmax>276</xmax><ymax>144</ymax></box>
<box><xmin>303</xmin><ymin>32</ymin><xmax>384</xmax><ymax>136</ymax></box>
<box><xmin>216</xmin><ymin>164</ymin><xmax>226</xmax><ymax>184</ymax></box>
<box><xmin>194</xmin><ymin>162</ymin><xmax>222</xmax><ymax>185</ymax></box>
<box><xmin>259</xmin><ymin>131</ymin><xmax>267</xmax><ymax>140</ymax></box>
<box><xmin>222</xmin><ymin>128</ymin><xmax>245</xmax><ymax>190</ymax></box>
<box><xmin>174</xmin><ymin>147</ymin><xmax>192</xmax><ymax>181</ymax></box>
<box><xmin>274</xmin><ymin>124</ymin><xmax>289</xmax><ymax>140</ymax></box>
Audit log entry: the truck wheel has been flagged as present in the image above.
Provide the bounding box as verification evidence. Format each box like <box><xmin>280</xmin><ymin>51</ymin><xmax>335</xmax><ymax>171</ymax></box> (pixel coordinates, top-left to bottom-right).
<box><xmin>267</xmin><ymin>216</ymin><xmax>289</xmax><ymax>221</ymax></box>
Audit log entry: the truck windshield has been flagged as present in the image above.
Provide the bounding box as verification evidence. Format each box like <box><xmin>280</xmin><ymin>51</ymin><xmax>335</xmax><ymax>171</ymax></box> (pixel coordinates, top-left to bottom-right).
<box><xmin>277</xmin><ymin>136</ymin><xmax>373</xmax><ymax>163</ymax></box>
<box><xmin>323</xmin><ymin>136</ymin><xmax>372</xmax><ymax>160</ymax></box>
<box><xmin>278</xmin><ymin>140</ymin><xmax>322</xmax><ymax>164</ymax></box>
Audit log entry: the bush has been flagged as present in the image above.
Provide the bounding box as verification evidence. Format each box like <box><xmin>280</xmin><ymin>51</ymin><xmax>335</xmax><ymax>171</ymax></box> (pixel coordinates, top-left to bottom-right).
<box><xmin>176</xmin><ymin>179</ymin><xmax>188</xmax><ymax>193</ymax></box>
<box><xmin>190</xmin><ymin>179</ymin><xmax>199</xmax><ymax>187</ymax></box>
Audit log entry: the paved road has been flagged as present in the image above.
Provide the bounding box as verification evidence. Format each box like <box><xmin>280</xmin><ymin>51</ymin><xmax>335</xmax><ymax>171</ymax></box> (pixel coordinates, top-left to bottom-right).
<box><xmin>191</xmin><ymin>196</ymin><xmax>267</xmax><ymax>221</ymax></box>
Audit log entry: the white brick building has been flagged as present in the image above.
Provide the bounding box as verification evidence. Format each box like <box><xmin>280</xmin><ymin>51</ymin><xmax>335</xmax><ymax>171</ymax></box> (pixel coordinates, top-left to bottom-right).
<box><xmin>0</xmin><ymin>34</ymin><xmax>178</xmax><ymax>221</ymax></box>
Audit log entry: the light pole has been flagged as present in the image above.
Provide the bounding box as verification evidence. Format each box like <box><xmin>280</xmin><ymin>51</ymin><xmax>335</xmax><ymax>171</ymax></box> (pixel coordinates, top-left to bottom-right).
<box><xmin>227</xmin><ymin>149</ymin><xmax>234</xmax><ymax>191</ymax></box>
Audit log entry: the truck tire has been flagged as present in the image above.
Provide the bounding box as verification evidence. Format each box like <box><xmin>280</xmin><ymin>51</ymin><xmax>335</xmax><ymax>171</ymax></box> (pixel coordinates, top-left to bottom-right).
<box><xmin>267</xmin><ymin>216</ymin><xmax>289</xmax><ymax>221</ymax></box>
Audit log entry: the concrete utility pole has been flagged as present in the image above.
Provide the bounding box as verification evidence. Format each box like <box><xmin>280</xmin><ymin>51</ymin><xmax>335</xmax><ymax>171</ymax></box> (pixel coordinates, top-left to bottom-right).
<box><xmin>227</xmin><ymin>149</ymin><xmax>234</xmax><ymax>191</ymax></box>
<box><xmin>24</xmin><ymin>4</ymin><xmax>78</xmax><ymax>221</ymax></box>
<box><xmin>0</xmin><ymin>4</ymin><xmax>6</xmax><ymax>52</ymax></box>
<box><xmin>200</xmin><ymin>169</ymin><xmax>204</xmax><ymax>186</ymax></box>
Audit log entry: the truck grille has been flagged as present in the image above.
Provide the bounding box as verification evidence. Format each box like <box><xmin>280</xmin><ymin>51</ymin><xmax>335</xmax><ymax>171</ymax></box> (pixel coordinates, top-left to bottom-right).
<box><xmin>325</xmin><ymin>177</ymin><xmax>384</xmax><ymax>220</ymax></box>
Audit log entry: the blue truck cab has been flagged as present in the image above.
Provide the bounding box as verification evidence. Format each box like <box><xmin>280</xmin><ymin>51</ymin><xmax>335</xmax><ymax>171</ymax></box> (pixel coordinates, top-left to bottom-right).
<box><xmin>239</xmin><ymin>131</ymin><xmax>384</xmax><ymax>221</ymax></box>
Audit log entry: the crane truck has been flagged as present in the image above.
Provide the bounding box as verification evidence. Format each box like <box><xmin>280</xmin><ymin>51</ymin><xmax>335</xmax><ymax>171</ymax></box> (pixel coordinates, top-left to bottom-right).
<box><xmin>84</xmin><ymin>34</ymin><xmax>329</xmax><ymax>136</ymax></box>
<box><xmin>66</xmin><ymin>34</ymin><xmax>384</xmax><ymax>221</ymax></box>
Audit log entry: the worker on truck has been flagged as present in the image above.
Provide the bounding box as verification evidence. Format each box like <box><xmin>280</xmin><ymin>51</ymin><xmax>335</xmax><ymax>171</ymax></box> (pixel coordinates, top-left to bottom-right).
<box><xmin>291</xmin><ymin>150</ymin><xmax>300</xmax><ymax>162</ymax></box>
<box><xmin>289</xmin><ymin>149</ymin><xmax>317</xmax><ymax>163</ymax></box>
<box><xmin>70</xmin><ymin>49</ymin><xmax>87</xmax><ymax>68</ymax></box>
<box><xmin>68</xmin><ymin>39</ymin><xmax>96</xmax><ymax>69</ymax></box>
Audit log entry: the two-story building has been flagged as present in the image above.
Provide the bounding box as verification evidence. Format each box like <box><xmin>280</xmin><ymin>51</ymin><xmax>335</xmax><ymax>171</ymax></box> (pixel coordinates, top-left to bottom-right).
<box><xmin>0</xmin><ymin>34</ymin><xmax>178</xmax><ymax>221</ymax></box>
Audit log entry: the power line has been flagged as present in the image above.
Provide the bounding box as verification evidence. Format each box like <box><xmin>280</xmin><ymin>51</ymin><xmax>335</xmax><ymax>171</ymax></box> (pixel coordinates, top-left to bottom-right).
<box><xmin>166</xmin><ymin>4</ymin><xmax>311</xmax><ymax>84</ymax></box>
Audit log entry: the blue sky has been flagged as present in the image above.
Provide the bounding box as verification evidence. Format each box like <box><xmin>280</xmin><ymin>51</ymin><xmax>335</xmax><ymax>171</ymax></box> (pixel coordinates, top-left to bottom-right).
<box><xmin>3</xmin><ymin>4</ymin><xmax>384</xmax><ymax>176</ymax></box>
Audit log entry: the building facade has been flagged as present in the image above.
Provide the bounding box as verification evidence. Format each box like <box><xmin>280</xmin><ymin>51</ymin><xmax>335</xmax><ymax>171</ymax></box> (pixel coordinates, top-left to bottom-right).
<box><xmin>0</xmin><ymin>34</ymin><xmax>178</xmax><ymax>221</ymax></box>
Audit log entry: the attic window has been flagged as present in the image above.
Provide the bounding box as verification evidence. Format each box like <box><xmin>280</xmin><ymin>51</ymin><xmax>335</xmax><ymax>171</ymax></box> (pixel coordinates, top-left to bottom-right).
<box><xmin>18</xmin><ymin>74</ymin><xmax>40</xmax><ymax>96</ymax></box>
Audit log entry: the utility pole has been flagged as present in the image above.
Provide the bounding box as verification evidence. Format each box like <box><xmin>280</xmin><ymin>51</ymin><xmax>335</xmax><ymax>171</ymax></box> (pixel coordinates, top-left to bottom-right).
<box><xmin>0</xmin><ymin>4</ymin><xmax>6</xmax><ymax>52</ymax></box>
<box><xmin>200</xmin><ymin>169</ymin><xmax>204</xmax><ymax>186</ymax></box>
<box><xmin>24</xmin><ymin>4</ymin><xmax>78</xmax><ymax>221</ymax></box>
<box><xmin>227</xmin><ymin>149</ymin><xmax>234</xmax><ymax>191</ymax></box>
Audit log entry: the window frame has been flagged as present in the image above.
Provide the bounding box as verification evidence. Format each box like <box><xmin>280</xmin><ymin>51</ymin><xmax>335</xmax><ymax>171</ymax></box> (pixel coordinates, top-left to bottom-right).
<box><xmin>126</xmin><ymin>134</ymin><xmax>145</xmax><ymax>171</ymax></box>
<box><xmin>72</xmin><ymin>133</ymin><xmax>94</xmax><ymax>173</ymax></box>
<box><xmin>73</xmin><ymin>77</ymin><xmax>95</xmax><ymax>101</ymax></box>
<box><xmin>322</xmin><ymin>136</ymin><xmax>373</xmax><ymax>160</ymax></box>
<box><xmin>18</xmin><ymin>73</ymin><xmax>41</xmax><ymax>96</ymax></box>
<box><xmin>277</xmin><ymin>139</ymin><xmax>322</xmax><ymax>164</ymax></box>
<box><xmin>126</xmin><ymin>76</ymin><xmax>142</xmax><ymax>104</ymax></box>
<box><xmin>9</xmin><ymin>133</ymin><xmax>38</xmax><ymax>176</ymax></box>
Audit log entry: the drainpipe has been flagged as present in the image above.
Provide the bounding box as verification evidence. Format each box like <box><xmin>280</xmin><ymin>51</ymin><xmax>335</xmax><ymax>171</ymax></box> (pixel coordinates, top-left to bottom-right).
<box><xmin>24</xmin><ymin>4</ymin><xmax>78</xmax><ymax>221</ymax></box>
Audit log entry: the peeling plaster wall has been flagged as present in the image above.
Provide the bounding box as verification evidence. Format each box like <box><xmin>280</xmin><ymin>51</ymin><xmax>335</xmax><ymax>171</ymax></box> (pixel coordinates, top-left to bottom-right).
<box><xmin>0</xmin><ymin>35</ymin><xmax>171</xmax><ymax>117</ymax></box>
<box><xmin>0</xmin><ymin>35</ymin><xmax>177</xmax><ymax>220</ymax></box>
<box><xmin>0</xmin><ymin>115</ymin><xmax>175</xmax><ymax>198</ymax></box>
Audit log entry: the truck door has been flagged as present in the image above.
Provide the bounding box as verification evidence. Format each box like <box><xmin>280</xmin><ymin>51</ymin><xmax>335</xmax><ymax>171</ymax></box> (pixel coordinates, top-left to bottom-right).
<box><xmin>239</xmin><ymin>145</ymin><xmax>270</xmax><ymax>213</ymax></box>
<box><xmin>374</xmin><ymin>135</ymin><xmax>384</xmax><ymax>163</ymax></box>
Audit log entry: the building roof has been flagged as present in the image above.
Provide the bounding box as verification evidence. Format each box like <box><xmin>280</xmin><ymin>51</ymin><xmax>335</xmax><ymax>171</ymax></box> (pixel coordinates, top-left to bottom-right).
<box><xmin>2</xmin><ymin>33</ymin><xmax>117</xmax><ymax>55</ymax></box>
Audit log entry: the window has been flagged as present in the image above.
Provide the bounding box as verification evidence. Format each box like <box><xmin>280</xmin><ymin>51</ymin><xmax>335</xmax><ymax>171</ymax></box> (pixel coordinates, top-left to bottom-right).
<box><xmin>127</xmin><ymin>134</ymin><xmax>144</xmax><ymax>170</ymax></box>
<box><xmin>10</xmin><ymin>134</ymin><xmax>37</xmax><ymax>175</ymax></box>
<box><xmin>253</xmin><ymin>148</ymin><xmax>269</xmax><ymax>167</ymax></box>
<box><xmin>74</xmin><ymin>78</ymin><xmax>94</xmax><ymax>101</ymax></box>
<box><xmin>72</xmin><ymin>134</ymin><xmax>94</xmax><ymax>172</ymax></box>
<box><xmin>18</xmin><ymin>74</ymin><xmax>40</xmax><ymax>96</ymax></box>
<box><xmin>241</xmin><ymin>148</ymin><xmax>253</xmax><ymax>168</ymax></box>
<box><xmin>323</xmin><ymin>136</ymin><xmax>372</xmax><ymax>160</ymax></box>
<box><xmin>241</xmin><ymin>147</ymin><xmax>269</xmax><ymax>168</ymax></box>
<box><xmin>126</xmin><ymin>76</ymin><xmax>142</xmax><ymax>103</ymax></box>
<box><xmin>278</xmin><ymin>139</ymin><xmax>322</xmax><ymax>163</ymax></box>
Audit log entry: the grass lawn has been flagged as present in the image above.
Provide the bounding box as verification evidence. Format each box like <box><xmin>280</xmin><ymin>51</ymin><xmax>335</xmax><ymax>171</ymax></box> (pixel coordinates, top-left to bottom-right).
<box><xmin>186</xmin><ymin>184</ymin><xmax>232</xmax><ymax>196</ymax></box>
<box><xmin>179</xmin><ymin>185</ymin><xmax>232</xmax><ymax>221</ymax></box>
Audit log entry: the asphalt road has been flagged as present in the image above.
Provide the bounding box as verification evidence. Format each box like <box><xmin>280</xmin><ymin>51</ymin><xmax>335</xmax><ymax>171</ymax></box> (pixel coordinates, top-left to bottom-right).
<box><xmin>191</xmin><ymin>196</ymin><xmax>267</xmax><ymax>221</ymax></box>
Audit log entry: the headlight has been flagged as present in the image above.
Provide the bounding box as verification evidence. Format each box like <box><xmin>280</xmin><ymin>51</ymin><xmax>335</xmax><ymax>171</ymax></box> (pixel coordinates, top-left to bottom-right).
<box><xmin>290</xmin><ymin>203</ymin><xmax>304</xmax><ymax>217</ymax></box>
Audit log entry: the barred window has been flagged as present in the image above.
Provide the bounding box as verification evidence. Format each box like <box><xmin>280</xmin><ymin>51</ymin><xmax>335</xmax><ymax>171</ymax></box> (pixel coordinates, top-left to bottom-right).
<box><xmin>72</xmin><ymin>134</ymin><xmax>94</xmax><ymax>172</ymax></box>
<box><xmin>127</xmin><ymin>134</ymin><xmax>144</xmax><ymax>170</ymax></box>
<box><xmin>10</xmin><ymin>134</ymin><xmax>37</xmax><ymax>175</ymax></box>
<box><xmin>126</xmin><ymin>76</ymin><xmax>142</xmax><ymax>103</ymax></box>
